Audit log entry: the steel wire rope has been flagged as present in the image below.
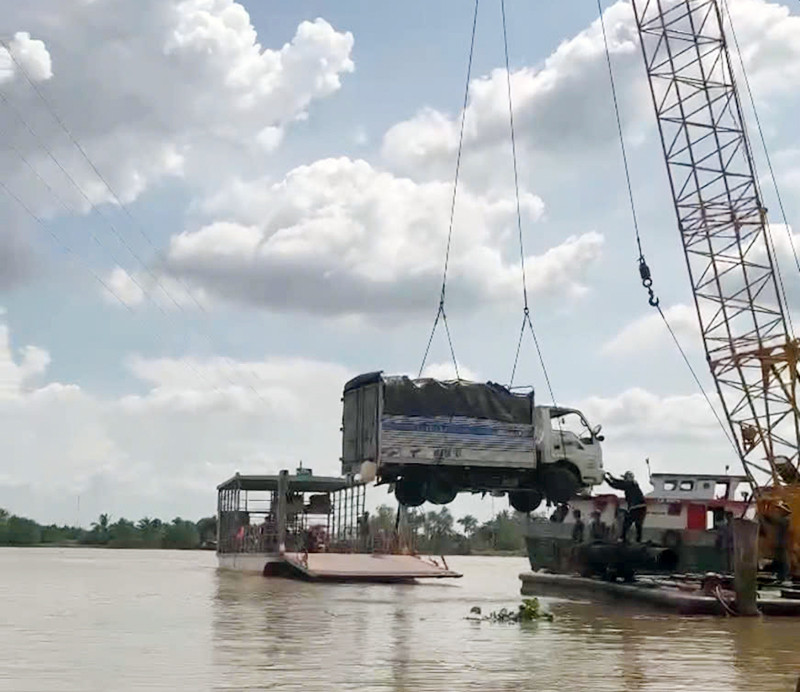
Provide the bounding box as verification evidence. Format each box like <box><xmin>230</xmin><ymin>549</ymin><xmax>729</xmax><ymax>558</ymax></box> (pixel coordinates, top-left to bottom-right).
<box><xmin>0</xmin><ymin>56</ymin><xmax>274</xmax><ymax>406</ymax></box>
<box><xmin>0</xmin><ymin>103</ymin><xmax>271</xmax><ymax>406</ymax></box>
<box><xmin>596</xmin><ymin>0</ymin><xmax>740</xmax><ymax>458</ymax></box>
<box><xmin>0</xmin><ymin>176</ymin><xmax>236</xmax><ymax>401</ymax></box>
<box><xmin>0</xmin><ymin>38</ymin><xmax>208</xmax><ymax>314</ymax></box>
<box><xmin>418</xmin><ymin>0</ymin><xmax>481</xmax><ymax>380</ymax></box>
<box><xmin>719</xmin><ymin>0</ymin><xmax>799</xmax><ymax>334</ymax></box>
<box><xmin>502</xmin><ymin>0</ymin><xmax>557</xmax><ymax>404</ymax></box>
<box><xmin>0</xmin><ymin>178</ymin><xmax>132</xmax><ymax>312</ymax></box>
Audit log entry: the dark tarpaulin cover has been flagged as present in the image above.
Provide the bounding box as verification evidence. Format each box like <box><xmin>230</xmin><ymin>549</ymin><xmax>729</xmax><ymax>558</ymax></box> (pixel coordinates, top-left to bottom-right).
<box><xmin>380</xmin><ymin>376</ymin><xmax>533</xmax><ymax>424</ymax></box>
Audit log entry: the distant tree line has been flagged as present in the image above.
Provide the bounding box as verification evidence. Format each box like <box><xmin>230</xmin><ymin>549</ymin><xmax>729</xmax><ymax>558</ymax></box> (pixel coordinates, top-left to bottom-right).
<box><xmin>368</xmin><ymin>505</ymin><xmax>534</xmax><ymax>555</ymax></box>
<box><xmin>1</xmin><ymin>504</ymin><xmax>535</xmax><ymax>555</ymax></box>
<box><xmin>0</xmin><ymin>508</ymin><xmax>217</xmax><ymax>550</ymax></box>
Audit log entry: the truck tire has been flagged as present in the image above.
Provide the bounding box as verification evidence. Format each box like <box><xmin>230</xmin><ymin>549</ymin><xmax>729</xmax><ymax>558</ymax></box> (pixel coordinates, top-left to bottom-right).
<box><xmin>395</xmin><ymin>478</ymin><xmax>425</xmax><ymax>507</ymax></box>
<box><xmin>424</xmin><ymin>477</ymin><xmax>458</xmax><ymax>505</ymax></box>
<box><xmin>509</xmin><ymin>490</ymin><xmax>543</xmax><ymax>513</ymax></box>
<box><xmin>542</xmin><ymin>465</ymin><xmax>579</xmax><ymax>505</ymax></box>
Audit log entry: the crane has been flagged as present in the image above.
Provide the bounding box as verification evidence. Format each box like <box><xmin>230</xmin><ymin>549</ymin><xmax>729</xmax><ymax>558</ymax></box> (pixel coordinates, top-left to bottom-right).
<box><xmin>629</xmin><ymin>0</ymin><xmax>800</xmax><ymax>576</ymax></box>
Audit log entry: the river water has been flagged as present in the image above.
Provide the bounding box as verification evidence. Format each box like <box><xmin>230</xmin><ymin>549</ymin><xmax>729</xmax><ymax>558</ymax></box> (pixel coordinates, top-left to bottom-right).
<box><xmin>1</xmin><ymin>548</ymin><xmax>798</xmax><ymax>691</ymax></box>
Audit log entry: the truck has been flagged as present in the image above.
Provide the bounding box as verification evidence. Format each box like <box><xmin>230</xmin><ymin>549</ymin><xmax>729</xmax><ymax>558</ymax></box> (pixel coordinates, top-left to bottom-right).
<box><xmin>340</xmin><ymin>372</ymin><xmax>605</xmax><ymax>512</ymax></box>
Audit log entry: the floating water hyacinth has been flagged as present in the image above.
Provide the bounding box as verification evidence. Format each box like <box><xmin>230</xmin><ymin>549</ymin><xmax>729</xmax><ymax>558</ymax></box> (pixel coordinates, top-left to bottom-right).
<box><xmin>467</xmin><ymin>598</ymin><xmax>553</xmax><ymax>623</ymax></box>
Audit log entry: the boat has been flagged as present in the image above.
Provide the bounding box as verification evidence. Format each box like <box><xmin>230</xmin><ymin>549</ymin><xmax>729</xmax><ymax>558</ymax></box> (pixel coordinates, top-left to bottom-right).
<box><xmin>216</xmin><ymin>467</ymin><xmax>460</xmax><ymax>582</ymax></box>
<box><xmin>525</xmin><ymin>471</ymin><xmax>755</xmax><ymax>574</ymax></box>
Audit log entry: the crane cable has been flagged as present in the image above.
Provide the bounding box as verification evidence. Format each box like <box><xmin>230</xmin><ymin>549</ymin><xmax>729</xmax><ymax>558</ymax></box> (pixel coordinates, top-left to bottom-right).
<box><xmin>596</xmin><ymin>0</ymin><xmax>739</xmax><ymax>458</ymax></box>
<box><xmin>502</xmin><ymin>0</ymin><xmax>557</xmax><ymax>404</ymax></box>
<box><xmin>719</xmin><ymin>0</ymin><xmax>798</xmax><ymax>337</ymax></box>
<box><xmin>418</xmin><ymin>0</ymin><xmax>481</xmax><ymax>380</ymax></box>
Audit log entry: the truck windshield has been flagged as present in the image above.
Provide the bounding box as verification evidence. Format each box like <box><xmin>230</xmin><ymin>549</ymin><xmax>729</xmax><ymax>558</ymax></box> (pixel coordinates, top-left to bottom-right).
<box><xmin>553</xmin><ymin>411</ymin><xmax>593</xmax><ymax>444</ymax></box>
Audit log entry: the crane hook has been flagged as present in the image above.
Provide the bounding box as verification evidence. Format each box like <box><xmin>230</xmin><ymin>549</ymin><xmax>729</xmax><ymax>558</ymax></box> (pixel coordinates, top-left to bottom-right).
<box><xmin>638</xmin><ymin>256</ymin><xmax>660</xmax><ymax>307</ymax></box>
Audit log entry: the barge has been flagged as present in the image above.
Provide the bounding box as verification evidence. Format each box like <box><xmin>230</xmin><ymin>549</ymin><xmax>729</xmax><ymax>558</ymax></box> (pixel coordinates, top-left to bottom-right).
<box><xmin>525</xmin><ymin>472</ymin><xmax>753</xmax><ymax>574</ymax></box>
<box><xmin>521</xmin><ymin>471</ymin><xmax>800</xmax><ymax>615</ymax></box>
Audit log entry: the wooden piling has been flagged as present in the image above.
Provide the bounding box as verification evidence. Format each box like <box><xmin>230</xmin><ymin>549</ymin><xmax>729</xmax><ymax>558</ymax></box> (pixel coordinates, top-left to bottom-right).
<box><xmin>276</xmin><ymin>470</ymin><xmax>289</xmax><ymax>555</ymax></box>
<box><xmin>732</xmin><ymin>518</ymin><xmax>760</xmax><ymax>616</ymax></box>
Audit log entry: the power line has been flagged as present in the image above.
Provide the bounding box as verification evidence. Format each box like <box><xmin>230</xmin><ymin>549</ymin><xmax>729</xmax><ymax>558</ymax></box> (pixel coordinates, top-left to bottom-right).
<box><xmin>0</xmin><ymin>44</ymin><xmax>273</xmax><ymax>405</ymax></box>
<box><xmin>0</xmin><ymin>37</ymin><xmax>208</xmax><ymax>314</ymax></box>
<box><xmin>0</xmin><ymin>118</ymin><xmax>157</xmax><ymax>313</ymax></box>
<box><xmin>502</xmin><ymin>0</ymin><xmax>556</xmax><ymax>403</ymax></box>
<box><xmin>0</xmin><ymin>178</ymin><xmax>133</xmax><ymax>312</ymax></box>
<box><xmin>0</xmin><ymin>88</ymin><xmax>184</xmax><ymax>313</ymax></box>
<box><xmin>419</xmin><ymin>0</ymin><xmax>481</xmax><ymax>380</ymax></box>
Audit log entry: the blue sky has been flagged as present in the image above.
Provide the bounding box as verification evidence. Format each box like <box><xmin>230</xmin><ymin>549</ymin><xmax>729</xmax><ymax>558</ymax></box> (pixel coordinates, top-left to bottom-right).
<box><xmin>0</xmin><ymin>0</ymin><xmax>799</xmax><ymax>524</ymax></box>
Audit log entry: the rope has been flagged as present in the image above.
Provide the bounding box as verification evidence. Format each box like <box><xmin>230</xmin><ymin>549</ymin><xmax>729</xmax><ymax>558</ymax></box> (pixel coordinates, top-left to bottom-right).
<box><xmin>597</xmin><ymin>0</ymin><xmax>739</xmax><ymax>459</ymax></box>
<box><xmin>419</xmin><ymin>0</ymin><xmax>480</xmax><ymax>379</ymax></box>
<box><xmin>501</xmin><ymin>0</ymin><xmax>556</xmax><ymax>402</ymax></box>
<box><xmin>719</xmin><ymin>1</ymin><xmax>797</xmax><ymax>337</ymax></box>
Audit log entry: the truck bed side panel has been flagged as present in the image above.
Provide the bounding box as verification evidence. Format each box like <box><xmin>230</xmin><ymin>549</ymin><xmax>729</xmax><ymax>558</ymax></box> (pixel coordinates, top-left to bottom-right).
<box><xmin>380</xmin><ymin>414</ymin><xmax>535</xmax><ymax>467</ymax></box>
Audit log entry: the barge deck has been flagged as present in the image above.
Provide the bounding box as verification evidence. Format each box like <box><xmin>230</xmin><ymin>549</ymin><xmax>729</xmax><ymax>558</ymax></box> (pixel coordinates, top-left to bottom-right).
<box><xmin>519</xmin><ymin>571</ymin><xmax>800</xmax><ymax>616</ymax></box>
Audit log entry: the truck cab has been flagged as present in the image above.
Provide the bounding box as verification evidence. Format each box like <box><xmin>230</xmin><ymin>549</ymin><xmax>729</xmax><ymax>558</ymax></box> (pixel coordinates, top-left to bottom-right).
<box><xmin>538</xmin><ymin>406</ymin><xmax>604</xmax><ymax>487</ymax></box>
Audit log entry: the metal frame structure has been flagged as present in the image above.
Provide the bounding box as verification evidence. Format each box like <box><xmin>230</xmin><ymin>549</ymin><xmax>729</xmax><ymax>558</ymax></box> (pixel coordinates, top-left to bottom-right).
<box><xmin>631</xmin><ymin>0</ymin><xmax>800</xmax><ymax>489</ymax></box>
<box><xmin>216</xmin><ymin>471</ymin><xmax>367</xmax><ymax>555</ymax></box>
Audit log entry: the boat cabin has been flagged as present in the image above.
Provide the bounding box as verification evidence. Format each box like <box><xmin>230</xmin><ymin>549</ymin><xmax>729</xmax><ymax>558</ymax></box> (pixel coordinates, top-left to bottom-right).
<box><xmin>567</xmin><ymin>472</ymin><xmax>753</xmax><ymax>538</ymax></box>
<box><xmin>216</xmin><ymin>468</ymin><xmax>366</xmax><ymax>570</ymax></box>
<box><xmin>526</xmin><ymin>472</ymin><xmax>756</xmax><ymax>574</ymax></box>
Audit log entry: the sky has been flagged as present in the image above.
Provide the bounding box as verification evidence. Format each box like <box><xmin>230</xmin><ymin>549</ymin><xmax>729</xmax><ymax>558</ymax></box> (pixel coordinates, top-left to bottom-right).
<box><xmin>1</xmin><ymin>0</ymin><xmax>799</xmax><ymax>526</ymax></box>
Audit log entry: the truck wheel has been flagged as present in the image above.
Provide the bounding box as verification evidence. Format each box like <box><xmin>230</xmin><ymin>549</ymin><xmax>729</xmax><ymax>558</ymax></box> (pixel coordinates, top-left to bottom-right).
<box><xmin>395</xmin><ymin>478</ymin><xmax>425</xmax><ymax>507</ymax></box>
<box><xmin>509</xmin><ymin>490</ymin><xmax>543</xmax><ymax>513</ymax></box>
<box><xmin>424</xmin><ymin>477</ymin><xmax>458</xmax><ymax>505</ymax></box>
<box><xmin>542</xmin><ymin>466</ymin><xmax>579</xmax><ymax>505</ymax></box>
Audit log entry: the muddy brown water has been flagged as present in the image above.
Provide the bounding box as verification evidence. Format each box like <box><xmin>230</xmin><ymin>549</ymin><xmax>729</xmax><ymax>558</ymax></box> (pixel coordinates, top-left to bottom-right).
<box><xmin>1</xmin><ymin>549</ymin><xmax>798</xmax><ymax>691</ymax></box>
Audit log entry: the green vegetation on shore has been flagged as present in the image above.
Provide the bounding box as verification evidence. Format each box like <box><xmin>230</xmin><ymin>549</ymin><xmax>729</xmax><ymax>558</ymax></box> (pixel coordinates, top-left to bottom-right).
<box><xmin>0</xmin><ymin>508</ymin><xmax>216</xmax><ymax>550</ymax></box>
<box><xmin>1</xmin><ymin>505</ymin><xmax>535</xmax><ymax>554</ymax></box>
<box><xmin>371</xmin><ymin>505</ymin><xmax>532</xmax><ymax>555</ymax></box>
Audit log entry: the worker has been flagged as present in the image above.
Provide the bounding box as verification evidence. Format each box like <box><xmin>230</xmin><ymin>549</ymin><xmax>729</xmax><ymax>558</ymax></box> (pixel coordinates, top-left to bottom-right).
<box><xmin>589</xmin><ymin>510</ymin><xmax>607</xmax><ymax>542</ymax></box>
<box><xmin>605</xmin><ymin>471</ymin><xmax>647</xmax><ymax>543</ymax></box>
<box><xmin>571</xmin><ymin>509</ymin><xmax>585</xmax><ymax>543</ymax></box>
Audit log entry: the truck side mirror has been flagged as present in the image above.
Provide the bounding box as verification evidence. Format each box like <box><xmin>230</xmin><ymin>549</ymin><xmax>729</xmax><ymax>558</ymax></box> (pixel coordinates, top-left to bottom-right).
<box><xmin>596</xmin><ymin>434</ymin><xmax>605</xmax><ymax>442</ymax></box>
<box><xmin>592</xmin><ymin>424</ymin><xmax>602</xmax><ymax>436</ymax></box>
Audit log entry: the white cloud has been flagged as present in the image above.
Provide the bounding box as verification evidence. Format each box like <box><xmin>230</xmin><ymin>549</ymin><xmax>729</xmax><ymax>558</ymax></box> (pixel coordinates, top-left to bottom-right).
<box><xmin>420</xmin><ymin>362</ymin><xmax>479</xmax><ymax>382</ymax></box>
<box><xmin>602</xmin><ymin>303</ymin><xmax>700</xmax><ymax>357</ymax></box>
<box><xmin>0</xmin><ymin>32</ymin><xmax>52</xmax><ymax>85</ymax></box>
<box><xmin>155</xmin><ymin>157</ymin><xmax>602</xmax><ymax>315</ymax></box>
<box><xmin>102</xmin><ymin>266</ymin><xmax>211</xmax><ymax>311</ymax></box>
<box><xmin>0</xmin><ymin>315</ymin><xmax>353</xmax><ymax>523</ymax></box>
<box><xmin>381</xmin><ymin>1</ymin><xmax>648</xmax><ymax>184</ymax></box>
<box><xmin>0</xmin><ymin>1</ymin><xmax>354</xmax><ymax>286</ymax></box>
<box><xmin>381</xmin><ymin>0</ymin><xmax>800</xmax><ymax>188</ymax></box>
<box><xmin>579</xmin><ymin>387</ymin><xmax>737</xmax><ymax>482</ymax></box>
<box><xmin>725</xmin><ymin>0</ymin><xmax>800</xmax><ymax>97</ymax></box>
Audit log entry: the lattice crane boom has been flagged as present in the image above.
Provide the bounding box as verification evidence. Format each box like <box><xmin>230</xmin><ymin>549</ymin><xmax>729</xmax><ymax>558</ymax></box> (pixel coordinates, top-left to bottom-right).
<box><xmin>630</xmin><ymin>0</ymin><xmax>800</xmax><ymax>493</ymax></box>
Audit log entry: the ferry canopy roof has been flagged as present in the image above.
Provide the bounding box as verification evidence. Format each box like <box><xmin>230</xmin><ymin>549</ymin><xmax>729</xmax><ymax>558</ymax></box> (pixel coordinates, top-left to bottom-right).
<box><xmin>650</xmin><ymin>472</ymin><xmax>749</xmax><ymax>482</ymax></box>
<box><xmin>217</xmin><ymin>473</ymin><xmax>354</xmax><ymax>493</ymax></box>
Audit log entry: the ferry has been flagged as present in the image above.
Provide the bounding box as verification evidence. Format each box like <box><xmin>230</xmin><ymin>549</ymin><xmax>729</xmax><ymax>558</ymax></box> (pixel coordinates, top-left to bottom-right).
<box><xmin>216</xmin><ymin>467</ymin><xmax>459</xmax><ymax>582</ymax></box>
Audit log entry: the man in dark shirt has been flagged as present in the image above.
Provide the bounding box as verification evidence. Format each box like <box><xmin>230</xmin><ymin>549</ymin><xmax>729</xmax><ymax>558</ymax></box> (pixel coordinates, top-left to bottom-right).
<box><xmin>589</xmin><ymin>510</ymin><xmax>607</xmax><ymax>541</ymax></box>
<box><xmin>571</xmin><ymin>509</ymin><xmax>585</xmax><ymax>543</ymax></box>
<box><xmin>605</xmin><ymin>471</ymin><xmax>647</xmax><ymax>543</ymax></box>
